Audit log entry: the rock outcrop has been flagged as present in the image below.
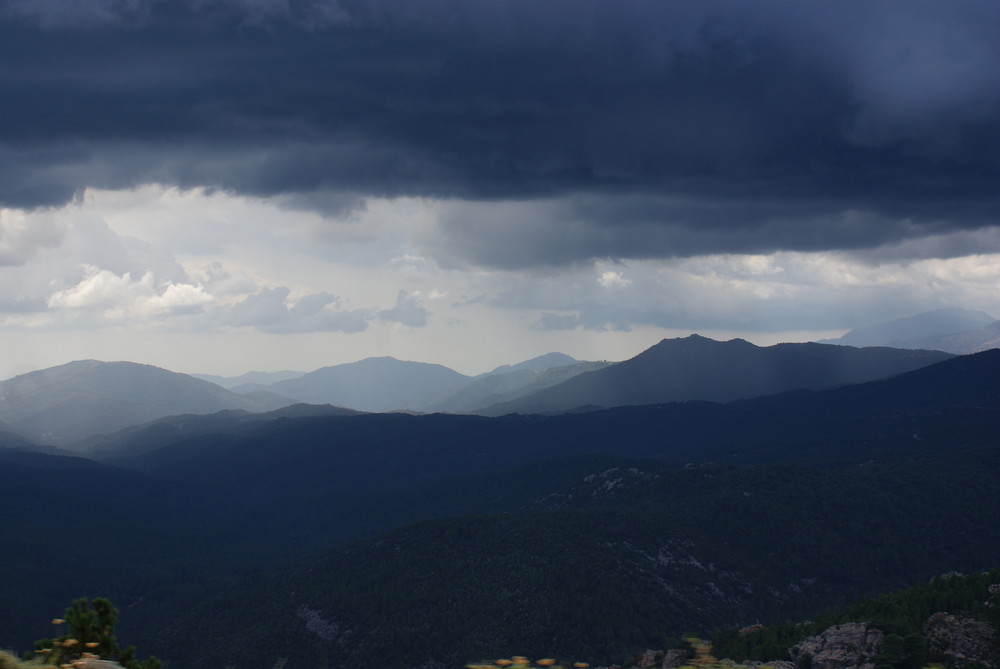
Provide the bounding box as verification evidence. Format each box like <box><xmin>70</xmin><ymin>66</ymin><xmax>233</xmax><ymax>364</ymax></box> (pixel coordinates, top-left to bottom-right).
<box><xmin>660</xmin><ymin>649</ymin><xmax>688</xmax><ymax>668</ymax></box>
<box><xmin>70</xmin><ymin>660</ymin><xmax>127</xmax><ymax>669</ymax></box>
<box><xmin>923</xmin><ymin>612</ymin><xmax>997</xmax><ymax>668</ymax></box>
<box><xmin>635</xmin><ymin>649</ymin><xmax>659</xmax><ymax>668</ymax></box>
<box><xmin>787</xmin><ymin>622</ymin><xmax>884</xmax><ymax>669</ymax></box>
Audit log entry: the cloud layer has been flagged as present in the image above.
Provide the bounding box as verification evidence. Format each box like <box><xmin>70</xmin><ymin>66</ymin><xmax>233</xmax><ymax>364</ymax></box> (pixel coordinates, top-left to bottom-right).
<box><xmin>2</xmin><ymin>0</ymin><xmax>998</xmax><ymax>268</ymax></box>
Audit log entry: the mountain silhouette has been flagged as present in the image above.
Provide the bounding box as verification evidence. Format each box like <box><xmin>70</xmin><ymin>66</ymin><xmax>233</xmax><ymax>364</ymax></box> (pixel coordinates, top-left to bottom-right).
<box><xmin>412</xmin><ymin>359</ymin><xmax>609</xmax><ymax>413</ymax></box>
<box><xmin>479</xmin><ymin>335</ymin><xmax>953</xmax><ymax>415</ymax></box>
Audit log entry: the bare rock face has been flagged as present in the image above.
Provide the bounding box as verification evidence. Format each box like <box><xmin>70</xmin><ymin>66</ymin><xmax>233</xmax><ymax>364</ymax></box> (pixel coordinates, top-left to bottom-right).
<box><xmin>788</xmin><ymin>622</ymin><xmax>884</xmax><ymax>669</ymax></box>
<box><xmin>660</xmin><ymin>649</ymin><xmax>688</xmax><ymax>668</ymax></box>
<box><xmin>923</xmin><ymin>612</ymin><xmax>996</xmax><ymax>668</ymax></box>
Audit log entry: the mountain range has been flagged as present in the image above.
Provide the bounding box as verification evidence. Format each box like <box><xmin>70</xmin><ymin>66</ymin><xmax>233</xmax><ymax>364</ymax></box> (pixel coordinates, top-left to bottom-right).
<box><xmin>477</xmin><ymin>335</ymin><xmax>952</xmax><ymax>415</ymax></box>
<box><xmin>189</xmin><ymin>337</ymin><xmax>954</xmax><ymax>417</ymax></box>
<box><xmin>1</xmin><ymin>335</ymin><xmax>953</xmax><ymax>449</ymax></box>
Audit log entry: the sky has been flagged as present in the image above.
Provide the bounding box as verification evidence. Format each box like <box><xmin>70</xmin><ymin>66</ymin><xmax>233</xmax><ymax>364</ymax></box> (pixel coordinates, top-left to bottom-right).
<box><xmin>2</xmin><ymin>0</ymin><xmax>1000</xmax><ymax>379</ymax></box>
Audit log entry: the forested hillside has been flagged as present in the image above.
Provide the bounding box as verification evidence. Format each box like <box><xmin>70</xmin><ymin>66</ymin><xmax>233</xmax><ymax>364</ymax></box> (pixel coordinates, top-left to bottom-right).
<box><xmin>133</xmin><ymin>448</ymin><xmax>1000</xmax><ymax>668</ymax></box>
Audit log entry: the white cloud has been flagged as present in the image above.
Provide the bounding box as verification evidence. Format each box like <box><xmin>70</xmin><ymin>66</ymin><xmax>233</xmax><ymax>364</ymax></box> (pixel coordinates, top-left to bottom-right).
<box><xmin>483</xmin><ymin>249</ymin><xmax>1000</xmax><ymax>334</ymax></box>
<box><xmin>598</xmin><ymin>270</ymin><xmax>631</xmax><ymax>288</ymax></box>
<box><xmin>47</xmin><ymin>265</ymin><xmax>144</xmax><ymax>310</ymax></box>
<box><xmin>47</xmin><ymin>265</ymin><xmax>213</xmax><ymax>321</ymax></box>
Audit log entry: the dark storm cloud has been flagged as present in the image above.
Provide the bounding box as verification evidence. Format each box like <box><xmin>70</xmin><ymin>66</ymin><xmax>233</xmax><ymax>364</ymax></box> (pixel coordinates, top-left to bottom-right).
<box><xmin>2</xmin><ymin>0</ymin><xmax>999</xmax><ymax>263</ymax></box>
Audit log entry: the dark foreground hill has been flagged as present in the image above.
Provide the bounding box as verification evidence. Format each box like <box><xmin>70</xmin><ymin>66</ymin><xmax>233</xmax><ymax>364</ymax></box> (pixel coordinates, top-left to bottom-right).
<box><xmin>0</xmin><ymin>447</ymin><xmax>284</xmax><ymax>649</ymax></box>
<box><xmin>140</xmin><ymin>447</ymin><xmax>1000</xmax><ymax>669</ymax></box>
<box><xmin>479</xmin><ymin>336</ymin><xmax>952</xmax><ymax>415</ymax></box>
<box><xmin>77</xmin><ymin>402</ymin><xmax>364</xmax><ymax>459</ymax></box>
<box><xmin>0</xmin><ymin>360</ymin><xmax>295</xmax><ymax>446</ymax></box>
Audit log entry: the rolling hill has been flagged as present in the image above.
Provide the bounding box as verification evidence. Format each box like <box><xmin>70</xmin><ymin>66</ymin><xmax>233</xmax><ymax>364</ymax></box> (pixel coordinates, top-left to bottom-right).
<box><xmin>267</xmin><ymin>356</ymin><xmax>471</xmax><ymax>411</ymax></box>
<box><xmin>0</xmin><ymin>360</ymin><xmax>296</xmax><ymax>446</ymax></box>
<box><xmin>262</xmin><ymin>353</ymin><xmax>595</xmax><ymax>413</ymax></box>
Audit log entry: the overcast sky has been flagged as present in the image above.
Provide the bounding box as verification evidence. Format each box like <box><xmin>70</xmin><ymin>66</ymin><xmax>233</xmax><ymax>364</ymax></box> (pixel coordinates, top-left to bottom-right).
<box><xmin>2</xmin><ymin>0</ymin><xmax>999</xmax><ymax>378</ymax></box>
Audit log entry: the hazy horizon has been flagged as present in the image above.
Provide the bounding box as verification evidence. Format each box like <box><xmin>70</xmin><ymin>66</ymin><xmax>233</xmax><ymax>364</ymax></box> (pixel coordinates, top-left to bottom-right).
<box><xmin>3</xmin><ymin>327</ymin><xmax>852</xmax><ymax>381</ymax></box>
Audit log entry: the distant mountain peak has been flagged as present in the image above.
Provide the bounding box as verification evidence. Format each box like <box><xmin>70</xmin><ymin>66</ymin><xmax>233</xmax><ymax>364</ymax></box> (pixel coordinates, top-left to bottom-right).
<box><xmin>647</xmin><ymin>334</ymin><xmax>757</xmax><ymax>352</ymax></box>
<box><xmin>270</xmin><ymin>356</ymin><xmax>470</xmax><ymax>412</ymax></box>
<box><xmin>0</xmin><ymin>359</ymin><xmax>294</xmax><ymax>446</ymax></box>
<box><xmin>486</xmin><ymin>352</ymin><xmax>580</xmax><ymax>376</ymax></box>
<box><xmin>821</xmin><ymin>307</ymin><xmax>996</xmax><ymax>350</ymax></box>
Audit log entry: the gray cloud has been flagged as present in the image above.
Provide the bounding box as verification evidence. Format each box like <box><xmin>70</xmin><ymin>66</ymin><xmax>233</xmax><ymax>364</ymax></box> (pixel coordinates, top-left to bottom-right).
<box><xmin>0</xmin><ymin>296</ymin><xmax>48</xmax><ymax>313</ymax></box>
<box><xmin>482</xmin><ymin>249</ymin><xmax>1000</xmax><ymax>335</ymax></box>
<box><xmin>2</xmin><ymin>0</ymin><xmax>999</xmax><ymax>265</ymax></box>
<box><xmin>532</xmin><ymin>312</ymin><xmax>581</xmax><ymax>331</ymax></box>
<box><xmin>377</xmin><ymin>289</ymin><xmax>428</xmax><ymax>327</ymax></box>
<box><xmin>425</xmin><ymin>196</ymin><xmax>990</xmax><ymax>269</ymax></box>
<box><xmin>220</xmin><ymin>287</ymin><xmax>370</xmax><ymax>333</ymax></box>
<box><xmin>0</xmin><ymin>209</ymin><xmax>66</xmax><ymax>266</ymax></box>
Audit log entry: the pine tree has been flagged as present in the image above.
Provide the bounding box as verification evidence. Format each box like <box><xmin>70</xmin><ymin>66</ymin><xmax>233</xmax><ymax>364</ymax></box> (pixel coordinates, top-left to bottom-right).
<box><xmin>34</xmin><ymin>598</ymin><xmax>161</xmax><ymax>669</ymax></box>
